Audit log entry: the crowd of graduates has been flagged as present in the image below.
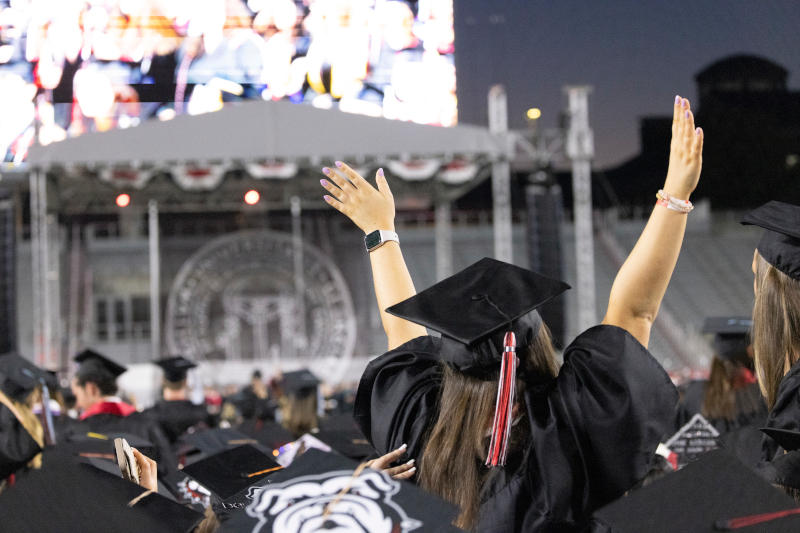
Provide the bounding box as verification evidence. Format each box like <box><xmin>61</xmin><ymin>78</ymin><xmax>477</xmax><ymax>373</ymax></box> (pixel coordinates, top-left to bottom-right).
<box><xmin>2</xmin><ymin>96</ymin><xmax>800</xmax><ymax>532</ymax></box>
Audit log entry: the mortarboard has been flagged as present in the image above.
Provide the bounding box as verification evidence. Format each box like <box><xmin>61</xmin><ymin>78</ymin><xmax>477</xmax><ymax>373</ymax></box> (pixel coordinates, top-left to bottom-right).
<box><xmin>761</xmin><ymin>428</ymin><xmax>800</xmax><ymax>452</ymax></box>
<box><xmin>154</xmin><ymin>356</ymin><xmax>196</xmax><ymax>383</ymax></box>
<box><xmin>176</xmin><ymin>427</ymin><xmax>264</xmax><ymax>465</ymax></box>
<box><xmin>74</xmin><ymin>349</ymin><xmax>127</xmax><ymax>378</ymax></box>
<box><xmin>741</xmin><ymin>201</ymin><xmax>800</xmax><ymax>280</ymax></box>
<box><xmin>765</xmin><ymin>450</ymin><xmax>800</xmax><ymax>493</ymax></box>
<box><xmin>218</xmin><ymin>448</ymin><xmax>463</xmax><ymax>533</ymax></box>
<box><xmin>701</xmin><ymin>316</ymin><xmax>752</xmax><ymax>361</ymax></box>
<box><xmin>237</xmin><ymin>419</ymin><xmax>294</xmax><ymax>450</ymax></box>
<box><xmin>58</xmin><ymin>431</ymin><xmax>156</xmax><ymax>462</ymax></box>
<box><xmin>314</xmin><ymin>428</ymin><xmax>377</xmax><ymax>461</ymax></box>
<box><xmin>0</xmin><ymin>353</ymin><xmax>50</xmax><ymax>402</ymax></box>
<box><xmin>281</xmin><ymin>369</ymin><xmax>321</xmax><ymax>399</ymax></box>
<box><xmin>386</xmin><ymin>257</ymin><xmax>570</xmax><ymax>378</ymax></box>
<box><xmin>181</xmin><ymin>444</ymin><xmax>283</xmax><ymax>501</ymax></box>
<box><xmin>0</xmin><ymin>456</ymin><xmax>204</xmax><ymax>533</ymax></box>
<box><xmin>595</xmin><ymin>448</ymin><xmax>800</xmax><ymax>532</ymax></box>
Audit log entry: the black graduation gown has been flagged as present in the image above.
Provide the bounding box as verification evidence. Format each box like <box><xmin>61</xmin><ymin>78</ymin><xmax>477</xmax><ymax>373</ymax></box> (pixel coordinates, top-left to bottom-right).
<box><xmin>61</xmin><ymin>412</ymin><xmax>177</xmax><ymax>476</ymax></box>
<box><xmin>670</xmin><ymin>380</ymin><xmax>768</xmax><ymax>437</ymax></box>
<box><xmin>760</xmin><ymin>361</ymin><xmax>800</xmax><ymax>462</ymax></box>
<box><xmin>143</xmin><ymin>400</ymin><xmax>215</xmax><ymax>444</ymax></box>
<box><xmin>355</xmin><ymin>325</ymin><xmax>678</xmax><ymax>532</ymax></box>
<box><xmin>0</xmin><ymin>404</ymin><xmax>42</xmax><ymax>480</ymax></box>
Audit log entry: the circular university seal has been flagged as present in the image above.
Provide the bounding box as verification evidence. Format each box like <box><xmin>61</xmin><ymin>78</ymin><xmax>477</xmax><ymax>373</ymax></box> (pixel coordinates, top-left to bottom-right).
<box><xmin>166</xmin><ymin>230</ymin><xmax>356</xmax><ymax>380</ymax></box>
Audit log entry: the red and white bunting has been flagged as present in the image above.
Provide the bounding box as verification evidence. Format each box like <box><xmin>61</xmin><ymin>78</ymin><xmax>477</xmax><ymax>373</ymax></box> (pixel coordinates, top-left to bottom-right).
<box><xmin>171</xmin><ymin>164</ymin><xmax>227</xmax><ymax>191</ymax></box>
<box><xmin>246</xmin><ymin>162</ymin><xmax>299</xmax><ymax>180</ymax></box>
<box><xmin>98</xmin><ymin>167</ymin><xmax>154</xmax><ymax>189</ymax></box>
<box><xmin>438</xmin><ymin>159</ymin><xmax>479</xmax><ymax>185</ymax></box>
<box><xmin>386</xmin><ymin>159</ymin><xmax>442</xmax><ymax>181</ymax></box>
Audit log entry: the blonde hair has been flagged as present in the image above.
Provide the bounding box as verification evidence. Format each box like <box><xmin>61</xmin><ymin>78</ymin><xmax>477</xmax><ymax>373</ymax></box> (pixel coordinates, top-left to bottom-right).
<box><xmin>753</xmin><ymin>252</ymin><xmax>800</xmax><ymax>408</ymax></box>
<box><xmin>0</xmin><ymin>388</ymin><xmax>44</xmax><ymax>469</ymax></box>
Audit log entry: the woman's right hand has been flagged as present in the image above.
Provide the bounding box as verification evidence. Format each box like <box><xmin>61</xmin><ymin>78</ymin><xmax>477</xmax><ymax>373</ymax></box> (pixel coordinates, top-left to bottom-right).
<box><xmin>366</xmin><ymin>444</ymin><xmax>416</xmax><ymax>480</ymax></box>
<box><xmin>320</xmin><ymin>162</ymin><xmax>395</xmax><ymax>235</ymax></box>
<box><xmin>662</xmin><ymin>96</ymin><xmax>704</xmax><ymax>200</ymax></box>
<box><xmin>131</xmin><ymin>448</ymin><xmax>158</xmax><ymax>493</ymax></box>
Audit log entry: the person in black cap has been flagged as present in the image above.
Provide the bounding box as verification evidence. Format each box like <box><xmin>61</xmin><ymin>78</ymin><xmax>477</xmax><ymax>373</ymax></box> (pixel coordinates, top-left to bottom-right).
<box><xmin>143</xmin><ymin>356</ymin><xmax>215</xmax><ymax>444</ymax></box>
<box><xmin>319</xmin><ymin>96</ymin><xmax>702</xmax><ymax>530</ymax></box>
<box><xmin>671</xmin><ymin>317</ymin><xmax>767</xmax><ymax>436</ymax></box>
<box><xmin>0</xmin><ymin>353</ymin><xmax>47</xmax><ymax>483</ymax></box>
<box><xmin>279</xmin><ymin>369</ymin><xmax>321</xmax><ymax>438</ymax></box>
<box><xmin>740</xmin><ymin>202</ymin><xmax>800</xmax><ymax>465</ymax></box>
<box><xmin>62</xmin><ymin>349</ymin><xmax>176</xmax><ymax>475</ymax></box>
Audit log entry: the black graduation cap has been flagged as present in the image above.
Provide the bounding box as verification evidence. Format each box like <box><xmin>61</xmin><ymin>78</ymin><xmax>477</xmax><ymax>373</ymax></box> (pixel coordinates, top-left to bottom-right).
<box><xmin>386</xmin><ymin>257</ymin><xmax>570</xmax><ymax>377</ymax></box>
<box><xmin>0</xmin><ymin>455</ymin><xmax>204</xmax><ymax>533</ymax></box>
<box><xmin>181</xmin><ymin>444</ymin><xmax>283</xmax><ymax>501</ymax></box>
<box><xmin>742</xmin><ymin>201</ymin><xmax>800</xmax><ymax>280</ymax></box>
<box><xmin>237</xmin><ymin>419</ymin><xmax>295</xmax><ymax>450</ymax></box>
<box><xmin>176</xmin><ymin>427</ymin><xmax>263</xmax><ymax>464</ymax></box>
<box><xmin>0</xmin><ymin>353</ymin><xmax>50</xmax><ymax>402</ymax></box>
<box><xmin>594</xmin><ymin>448</ymin><xmax>800</xmax><ymax>532</ymax></box>
<box><xmin>281</xmin><ymin>369</ymin><xmax>321</xmax><ymax>399</ymax></box>
<box><xmin>766</xmin><ymin>451</ymin><xmax>800</xmax><ymax>493</ymax></box>
<box><xmin>218</xmin><ymin>448</ymin><xmax>463</xmax><ymax>533</ymax></box>
<box><xmin>59</xmin><ymin>431</ymin><xmax>156</xmax><ymax>461</ymax></box>
<box><xmin>154</xmin><ymin>356</ymin><xmax>197</xmax><ymax>383</ymax></box>
<box><xmin>314</xmin><ymin>428</ymin><xmax>377</xmax><ymax>461</ymax></box>
<box><xmin>701</xmin><ymin>316</ymin><xmax>752</xmax><ymax>361</ymax></box>
<box><xmin>74</xmin><ymin>349</ymin><xmax>127</xmax><ymax>378</ymax></box>
<box><xmin>761</xmin><ymin>428</ymin><xmax>800</xmax><ymax>452</ymax></box>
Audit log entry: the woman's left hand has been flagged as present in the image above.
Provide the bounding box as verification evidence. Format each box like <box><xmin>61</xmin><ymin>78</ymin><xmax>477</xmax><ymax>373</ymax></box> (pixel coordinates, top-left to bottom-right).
<box><xmin>366</xmin><ymin>444</ymin><xmax>416</xmax><ymax>480</ymax></box>
<box><xmin>131</xmin><ymin>448</ymin><xmax>158</xmax><ymax>492</ymax></box>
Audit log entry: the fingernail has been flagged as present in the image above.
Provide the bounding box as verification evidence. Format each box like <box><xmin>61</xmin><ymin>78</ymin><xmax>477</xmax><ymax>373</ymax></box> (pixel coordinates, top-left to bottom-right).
<box><xmin>406</xmin><ymin>459</ymin><xmax>415</xmax><ymax>466</ymax></box>
<box><xmin>681</xmin><ymin>99</ymin><xmax>686</xmax><ymax>107</ymax></box>
<box><xmin>696</xmin><ymin>127</ymin><xmax>702</xmax><ymax>136</ymax></box>
<box><xmin>320</xmin><ymin>179</ymin><xmax>328</xmax><ymax>186</ymax></box>
<box><xmin>324</xmin><ymin>195</ymin><xmax>331</xmax><ymax>201</ymax></box>
<box><xmin>408</xmin><ymin>467</ymin><xmax>416</xmax><ymax>473</ymax></box>
<box><xmin>399</xmin><ymin>443</ymin><xmax>408</xmax><ymax>450</ymax></box>
<box><xmin>322</xmin><ymin>167</ymin><xmax>330</xmax><ymax>175</ymax></box>
<box><xmin>674</xmin><ymin>95</ymin><xmax>680</xmax><ymax>105</ymax></box>
<box><xmin>335</xmin><ymin>161</ymin><xmax>343</xmax><ymax>168</ymax></box>
<box><xmin>378</xmin><ymin>168</ymin><xmax>384</xmax><ymax>178</ymax></box>
<box><xmin>685</xmin><ymin>110</ymin><xmax>690</xmax><ymax>118</ymax></box>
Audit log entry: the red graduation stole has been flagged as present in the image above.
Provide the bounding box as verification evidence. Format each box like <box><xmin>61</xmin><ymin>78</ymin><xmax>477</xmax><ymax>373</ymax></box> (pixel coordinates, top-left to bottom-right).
<box><xmin>486</xmin><ymin>332</ymin><xmax>517</xmax><ymax>467</ymax></box>
<box><xmin>79</xmin><ymin>400</ymin><xmax>137</xmax><ymax>420</ymax></box>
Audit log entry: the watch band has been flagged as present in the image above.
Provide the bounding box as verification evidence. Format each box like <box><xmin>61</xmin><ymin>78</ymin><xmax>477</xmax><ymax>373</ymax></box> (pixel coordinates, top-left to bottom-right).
<box><xmin>364</xmin><ymin>230</ymin><xmax>399</xmax><ymax>252</ymax></box>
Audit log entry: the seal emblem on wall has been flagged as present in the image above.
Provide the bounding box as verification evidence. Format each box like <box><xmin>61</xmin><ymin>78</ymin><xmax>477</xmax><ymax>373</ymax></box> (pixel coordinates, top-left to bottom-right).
<box><xmin>165</xmin><ymin>230</ymin><xmax>356</xmax><ymax>379</ymax></box>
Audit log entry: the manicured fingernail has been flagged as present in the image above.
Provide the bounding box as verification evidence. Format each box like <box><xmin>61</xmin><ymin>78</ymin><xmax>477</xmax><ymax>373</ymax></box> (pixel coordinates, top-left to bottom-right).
<box><xmin>696</xmin><ymin>127</ymin><xmax>702</xmax><ymax>136</ymax></box>
<box><xmin>681</xmin><ymin>99</ymin><xmax>686</xmax><ymax>107</ymax></box>
<box><xmin>674</xmin><ymin>95</ymin><xmax>680</xmax><ymax>105</ymax></box>
<box><xmin>378</xmin><ymin>168</ymin><xmax>384</xmax><ymax>178</ymax></box>
<box><xmin>406</xmin><ymin>459</ymin><xmax>415</xmax><ymax>466</ymax></box>
<box><xmin>685</xmin><ymin>110</ymin><xmax>690</xmax><ymax>118</ymax></box>
<box><xmin>322</xmin><ymin>167</ymin><xmax>330</xmax><ymax>175</ymax></box>
<box><xmin>324</xmin><ymin>195</ymin><xmax>331</xmax><ymax>201</ymax></box>
<box><xmin>335</xmin><ymin>161</ymin><xmax>343</xmax><ymax>168</ymax></box>
<box><xmin>320</xmin><ymin>179</ymin><xmax>328</xmax><ymax>186</ymax></box>
<box><xmin>408</xmin><ymin>467</ymin><xmax>416</xmax><ymax>473</ymax></box>
<box><xmin>399</xmin><ymin>443</ymin><xmax>408</xmax><ymax>450</ymax></box>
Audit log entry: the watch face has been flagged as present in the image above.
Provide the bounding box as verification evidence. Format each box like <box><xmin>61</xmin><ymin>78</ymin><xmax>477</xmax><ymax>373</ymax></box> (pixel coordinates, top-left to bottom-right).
<box><xmin>365</xmin><ymin>231</ymin><xmax>382</xmax><ymax>250</ymax></box>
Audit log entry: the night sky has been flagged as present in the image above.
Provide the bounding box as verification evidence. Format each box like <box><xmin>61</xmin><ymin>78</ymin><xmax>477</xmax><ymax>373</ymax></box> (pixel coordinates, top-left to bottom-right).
<box><xmin>453</xmin><ymin>0</ymin><xmax>800</xmax><ymax>169</ymax></box>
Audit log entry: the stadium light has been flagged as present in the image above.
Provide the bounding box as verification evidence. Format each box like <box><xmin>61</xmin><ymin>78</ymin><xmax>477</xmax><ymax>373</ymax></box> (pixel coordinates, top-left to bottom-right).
<box><xmin>526</xmin><ymin>108</ymin><xmax>542</xmax><ymax>120</ymax></box>
<box><xmin>244</xmin><ymin>190</ymin><xmax>260</xmax><ymax>205</ymax></box>
<box><xmin>116</xmin><ymin>194</ymin><xmax>131</xmax><ymax>207</ymax></box>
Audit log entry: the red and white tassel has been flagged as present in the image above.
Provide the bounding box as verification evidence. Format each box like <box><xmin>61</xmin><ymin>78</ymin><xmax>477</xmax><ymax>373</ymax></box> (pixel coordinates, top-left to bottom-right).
<box><xmin>486</xmin><ymin>332</ymin><xmax>517</xmax><ymax>467</ymax></box>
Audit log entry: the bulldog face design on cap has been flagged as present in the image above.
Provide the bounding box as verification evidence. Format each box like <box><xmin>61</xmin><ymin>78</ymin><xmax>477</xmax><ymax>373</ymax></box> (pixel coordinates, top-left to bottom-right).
<box><xmin>245</xmin><ymin>470</ymin><xmax>422</xmax><ymax>533</ymax></box>
<box><xmin>177</xmin><ymin>476</ymin><xmax>212</xmax><ymax>508</ymax></box>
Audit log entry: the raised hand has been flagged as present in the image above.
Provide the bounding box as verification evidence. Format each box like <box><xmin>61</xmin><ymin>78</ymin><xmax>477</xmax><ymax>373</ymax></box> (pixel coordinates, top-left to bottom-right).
<box><xmin>131</xmin><ymin>448</ymin><xmax>158</xmax><ymax>492</ymax></box>
<box><xmin>320</xmin><ymin>162</ymin><xmax>395</xmax><ymax>234</ymax></box>
<box><xmin>663</xmin><ymin>96</ymin><xmax>704</xmax><ymax>200</ymax></box>
<box><xmin>366</xmin><ymin>443</ymin><xmax>416</xmax><ymax>480</ymax></box>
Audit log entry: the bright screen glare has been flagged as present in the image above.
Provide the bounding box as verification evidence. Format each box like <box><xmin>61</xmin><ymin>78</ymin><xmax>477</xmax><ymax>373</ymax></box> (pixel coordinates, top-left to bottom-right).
<box><xmin>0</xmin><ymin>0</ymin><xmax>456</xmax><ymax>167</ymax></box>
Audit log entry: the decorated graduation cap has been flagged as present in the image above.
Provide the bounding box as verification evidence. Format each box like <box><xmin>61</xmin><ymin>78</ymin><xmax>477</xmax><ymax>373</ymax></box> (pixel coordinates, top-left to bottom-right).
<box><xmin>742</xmin><ymin>201</ymin><xmax>800</xmax><ymax>280</ymax></box>
<box><xmin>0</xmin><ymin>353</ymin><xmax>50</xmax><ymax>402</ymax></box>
<box><xmin>180</xmin><ymin>444</ymin><xmax>283</xmax><ymax>501</ymax></box>
<box><xmin>0</xmin><ymin>455</ymin><xmax>204</xmax><ymax>533</ymax></box>
<box><xmin>594</xmin><ymin>448</ymin><xmax>800</xmax><ymax>532</ymax></box>
<box><xmin>386</xmin><ymin>257</ymin><xmax>570</xmax><ymax>467</ymax></box>
<box><xmin>702</xmin><ymin>316</ymin><xmax>752</xmax><ymax>362</ymax></box>
<box><xmin>74</xmin><ymin>349</ymin><xmax>127</xmax><ymax>379</ymax></box>
<box><xmin>218</xmin><ymin>448</ymin><xmax>462</xmax><ymax>533</ymax></box>
<box><xmin>154</xmin><ymin>356</ymin><xmax>196</xmax><ymax>383</ymax></box>
<box><xmin>281</xmin><ymin>369</ymin><xmax>321</xmax><ymax>399</ymax></box>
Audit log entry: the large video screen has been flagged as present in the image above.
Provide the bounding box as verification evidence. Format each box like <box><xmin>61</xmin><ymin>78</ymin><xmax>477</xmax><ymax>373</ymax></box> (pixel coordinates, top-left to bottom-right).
<box><xmin>0</xmin><ymin>0</ymin><xmax>456</xmax><ymax>166</ymax></box>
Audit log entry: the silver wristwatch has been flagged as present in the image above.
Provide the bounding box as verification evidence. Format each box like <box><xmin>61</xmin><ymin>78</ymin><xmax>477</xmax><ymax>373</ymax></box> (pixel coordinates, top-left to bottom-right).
<box><xmin>364</xmin><ymin>230</ymin><xmax>399</xmax><ymax>252</ymax></box>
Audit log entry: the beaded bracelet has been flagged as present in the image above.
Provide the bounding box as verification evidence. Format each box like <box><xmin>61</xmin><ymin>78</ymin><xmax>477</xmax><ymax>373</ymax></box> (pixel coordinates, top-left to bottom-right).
<box><xmin>656</xmin><ymin>190</ymin><xmax>693</xmax><ymax>213</ymax></box>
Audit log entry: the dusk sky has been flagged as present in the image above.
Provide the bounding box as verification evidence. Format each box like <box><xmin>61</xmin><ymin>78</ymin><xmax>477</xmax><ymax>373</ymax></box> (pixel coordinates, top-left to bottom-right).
<box><xmin>453</xmin><ymin>1</ymin><xmax>800</xmax><ymax>169</ymax></box>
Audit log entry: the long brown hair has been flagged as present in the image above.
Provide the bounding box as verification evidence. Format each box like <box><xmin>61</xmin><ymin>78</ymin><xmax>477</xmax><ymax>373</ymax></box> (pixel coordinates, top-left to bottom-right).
<box><xmin>280</xmin><ymin>394</ymin><xmax>318</xmax><ymax>437</ymax></box>
<box><xmin>702</xmin><ymin>357</ymin><xmax>761</xmax><ymax>420</ymax></box>
<box><xmin>753</xmin><ymin>252</ymin><xmax>800</xmax><ymax>408</ymax></box>
<box><xmin>418</xmin><ymin>325</ymin><xmax>560</xmax><ymax>530</ymax></box>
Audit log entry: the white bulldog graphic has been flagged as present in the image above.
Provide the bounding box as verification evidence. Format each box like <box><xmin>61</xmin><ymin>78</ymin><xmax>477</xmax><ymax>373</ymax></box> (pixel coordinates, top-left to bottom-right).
<box><xmin>177</xmin><ymin>476</ymin><xmax>212</xmax><ymax>507</ymax></box>
<box><xmin>245</xmin><ymin>469</ymin><xmax>423</xmax><ymax>533</ymax></box>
